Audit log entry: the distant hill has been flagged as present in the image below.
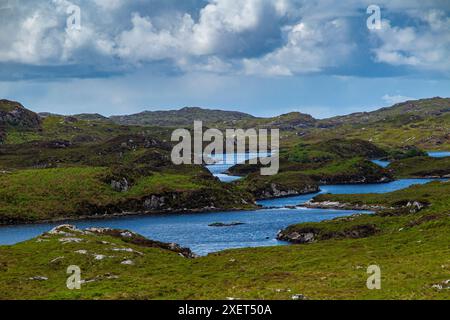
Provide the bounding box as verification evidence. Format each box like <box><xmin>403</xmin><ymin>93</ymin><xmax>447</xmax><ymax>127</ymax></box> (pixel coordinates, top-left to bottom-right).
<box><xmin>110</xmin><ymin>107</ymin><xmax>255</xmax><ymax>127</ymax></box>
<box><xmin>72</xmin><ymin>113</ymin><xmax>111</xmax><ymax>122</ymax></box>
<box><xmin>236</xmin><ymin>112</ymin><xmax>317</xmax><ymax>130</ymax></box>
<box><xmin>1</xmin><ymin>97</ymin><xmax>449</xmax><ymax>149</ymax></box>
<box><xmin>319</xmin><ymin>97</ymin><xmax>450</xmax><ymax>127</ymax></box>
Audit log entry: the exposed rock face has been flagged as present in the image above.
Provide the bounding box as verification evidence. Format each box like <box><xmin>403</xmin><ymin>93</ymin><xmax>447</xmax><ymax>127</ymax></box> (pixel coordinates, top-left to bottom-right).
<box><xmin>110</xmin><ymin>178</ymin><xmax>129</xmax><ymax>192</ymax></box>
<box><xmin>406</xmin><ymin>201</ymin><xmax>427</xmax><ymax>213</ymax></box>
<box><xmin>208</xmin><ymin>222</ymin><xmax>245</xmax><ymax>227</ymax></box>
<box><xmin>75</xmin><ymin>188</ymin><xmax>255</xmax><ymax>219</ymax></box>
<box><xmin>84</xmin><ymin>226</ymin><xmax>196</xmax><ymax>258</ymax></box>
<box><xmin>277</xmin><ymin>228</ymin><xmax>319</xmax><ymax>244</ymax></box>
<box><xmin>0</xmin><ymin>100</ymin><xmax>41</xmax><ymax>129</ymax></box>
<box><xmin>277</xmin><ymin>224</ymin><xmax>379</xmax><ymax>244</ymax></box>
<box><xmin>303</xmin><ymin>200</ymin><xmax>387</xmax><ymax>211</ymax></box>
<box><xmin>254</xmin><ymin>183</ymin><xmax>320</xmax><ymax>200</ymax></box>
<box><xmin>46</xmin><ymin>225</ymin><xmax>196</xmax><ymax>258</ymax></box>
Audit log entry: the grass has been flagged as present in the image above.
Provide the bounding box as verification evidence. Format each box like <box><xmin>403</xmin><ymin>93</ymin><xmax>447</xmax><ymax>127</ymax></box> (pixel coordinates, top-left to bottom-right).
<box><xmin>0</xmin><ymin>190</ymin><xmax>449</xmax><ymax>299</ymax></box>
<box><xmin>312</xmin><ymin>181</ymin><xmax>450</xmax><ymax>210</ymax></box>
<box><xmin>0</xmin><ymin>167</ymin><xmax>113</xmax><ymax>222</ymax></box>
<box><xmin>2</xmin><ymin>115</ymin><xmax>172</xmax><ymax>146</ymax></box>
<box><xmin>305</xmin><ymin>114</ymin><xmax>450</xmax><ymax>151</ymax></box>
<box><xmin>0</xmin><ymin>166</ymin><xmax>250</xmax><ymax>224</ymax></box>
<box><xmin>389</xmin><ymin>156</ymin><xmax>450</xmax><ymax>178</ymax></box>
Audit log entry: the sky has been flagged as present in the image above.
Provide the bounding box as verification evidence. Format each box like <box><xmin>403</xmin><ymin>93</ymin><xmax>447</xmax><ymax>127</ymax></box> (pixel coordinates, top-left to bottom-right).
<box><xmin>0</xmin><ymin>0</ymin><xmax>449</xmax><ymax>118</ymax></box>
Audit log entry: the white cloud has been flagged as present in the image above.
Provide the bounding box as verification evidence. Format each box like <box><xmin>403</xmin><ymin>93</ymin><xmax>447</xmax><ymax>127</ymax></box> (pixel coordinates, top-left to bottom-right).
<box><xmin>0</xmin><ymin>10</ymin><xmax>61</xmax><ymax>64</ymax></box>
<box><xmin>243</xmin><ymin>18</ymin><xmax>354</xmax><ymax>76</ymax></box>
<box><xmin>0</xmin><ymin>0</ymin><xmax>449</xmax><ymax>78</ymax></box>
<box><xmin>115</xmin><ymin>13</ymin><xmax>194</xmax><ymax>62</ymax></box>
<box><xmin>370</xmin><ymin>9</ymin><xmax>450</xmax><ymax>71</ymax></box>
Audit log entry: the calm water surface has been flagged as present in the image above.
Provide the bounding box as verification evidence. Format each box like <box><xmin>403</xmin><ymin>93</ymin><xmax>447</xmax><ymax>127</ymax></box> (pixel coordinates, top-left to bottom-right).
<box><xmin>0</xmin><ymin>152</ymin><xmax>447</xmax><ymax>255</ymax></box>
<box><xmin>428</xmin><ymin>151</ymin><xmax>450</xmax><ymax>158</ymax></box>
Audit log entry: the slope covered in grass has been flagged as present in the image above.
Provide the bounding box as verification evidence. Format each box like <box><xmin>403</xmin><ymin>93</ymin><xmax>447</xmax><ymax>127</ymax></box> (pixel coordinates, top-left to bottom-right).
<box><xmin>389</xmin><ymin>156</ymin><xmax>450</xmax><ymax>178</ymax></box>
<box><xmin>0</xmin><ymin>189</ymin><xmax>449</xmax><ymax>300</ymax></box>
<box><xmin>0</xmin><ymin>165</ymin><xmax>255</xmax><ymax>224</ymax></box>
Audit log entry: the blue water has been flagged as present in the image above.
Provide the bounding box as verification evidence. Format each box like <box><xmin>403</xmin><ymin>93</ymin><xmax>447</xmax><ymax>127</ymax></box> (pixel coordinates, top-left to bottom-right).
<box><xmin>371</xmin><ymin>159</ymin><xmax>390</xmax><ymax>168</ymax></box>
<box><xmin>428</xmin><ymin>151</ymin><xmax>450</xmax><ymax>158</ymax></box>
<box><xmin>0</xmin><ymin>176</ymin><xmax>443</xmax><ymax>255</ymax></box>
<box><xmin>0</xmin><ymin>208</ymin><xmax>364</xmax><ymax>255</ymax></box>
<box><xmin>1</xmin><ymin>151</ymin><xmax>447</xmax><ymax>254</ymax></box>
<box><xmin>371</xmin><ymin>151</ymin><xmax>449</xmax><ymax>168</ymax></box>
<box><xmin>258</xmin><ymin>178</ymin><xmax>443</xmax><ymax>207</ymax></box>
<box><xmin>206</xmin><ymin>152</ymin><xmax>270</xmax><ymax>182</ymax></box>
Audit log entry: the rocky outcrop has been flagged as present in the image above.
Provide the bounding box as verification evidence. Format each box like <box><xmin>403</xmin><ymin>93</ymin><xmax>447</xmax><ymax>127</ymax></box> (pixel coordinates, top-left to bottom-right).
<box><xmin>67</xmin><ymin>188</ymin><xmax>255</xmax><ymax>223</ymax></box>
<box><xmin>248</xmin><ymin>182</ymin><xmax>319</xmax><ymax>200</ymax></box>
<box><xmin>304</xmin><ymin>199</ymin><xmax>429</xmax><ymax>214</ymax></box>
<box><xmin>277</xmin><ymin>224</ymin><xmax>379</xmax><ymax>244</ymax></box>
<box><xmin>85</xmin><ymin>226</ymin><xmax>196</xmax><ymax>258</ymax></box>
<box><xmin>110</xmin><ymin>178</ymin><xmax>130</xmax><ymax>192</ymax></box>
<box><xmin>277</xmin><ymin>228</ymin><xmax>317</xmax><ymax>244</ymax></box>
<box><xmin>208</xmin><ymin>222</ymin><xmax>245</xmax><ymax>227</ymax></box>
<box><xmin>0</xmin><ymin>100</ymin><xmax>41</xmax><ymax>130</ymax></box>
<box><xmin>303</xmin><ymin>200</ymin><xmax>387</xmax><ymax>211</ymax></box>
<box><xmin>47</xmin><ymin>225</ymin><xmax>196</xmax><ymax>258</ymax></box>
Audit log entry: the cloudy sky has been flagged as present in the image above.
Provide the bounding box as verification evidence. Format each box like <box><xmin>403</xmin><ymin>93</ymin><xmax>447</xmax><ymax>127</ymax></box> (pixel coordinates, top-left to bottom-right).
<box><xmin>0</xmin><ymin>0</ymin><xmax>449</xmax><ymax>118</ymax></box>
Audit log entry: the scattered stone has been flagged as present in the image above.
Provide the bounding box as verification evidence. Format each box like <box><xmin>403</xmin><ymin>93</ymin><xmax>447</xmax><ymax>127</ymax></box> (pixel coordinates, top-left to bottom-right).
<box><xmin>291</xmin><ymin>294</ymin><xmax>308</xmax><ymax>300</ymax></box>
<box><xmin>94</xmin><ymin>254</ymin><xmax>107</xmax><ymax>260</ymax></box>
<box><xmin>431</xmin><ymin>280</ymin><xmax>450</xmax><ymax>290</ymax></box>
<box><xmin>274</xmin><ymin>288</ymin><xmax>290</xmax><ymax>293</ymax></box>
<box><xmin>75</xmin><ymin>250</ymin><xmax>88</xmax><ymax>255</ymax></box>
<box><xmin>111</xmin><ymin>248</ymin><xmax>143</xmax><ymax>255</ymax></box>
<box><xmin>85</xmin><ymin>227</ymin><xmax>113</xmax><ymax>234</ymax></box>
<box><xmin>50</xmin><ymin>256</ymin><xmax>64</xmax><ymax>263</ymax></box>
<box><xmin>59</xmin><ymin>237</ymin><xmax>84</xmax><ymax>243</ymax></box>
<box><xmin>120</xmin><ymin>231</ymin><xmax>134</xmax><ymax>238</ymax></box>
<box><xmin>29</xmin><ymin>276</ymin><xmax>48</xmax><ymax>281</ymax></box>
<box><xmin>406</xmin><ymin>201</ymin><xmax>427</xmax><ymax>213</ymax></box>
<box><xmin>81</xmin><ymin>273</ymin><xmax>119</xmax><ymax>284</ymax></box>
<box><xmin>48</xmin><ymin>225</ymin><xmax>81</xmax><ymax>236</ymax></box>
<box><xmin>121</xmin><ymin>260</ymin><xmax>134</xmax><ymax>265</ymax></box>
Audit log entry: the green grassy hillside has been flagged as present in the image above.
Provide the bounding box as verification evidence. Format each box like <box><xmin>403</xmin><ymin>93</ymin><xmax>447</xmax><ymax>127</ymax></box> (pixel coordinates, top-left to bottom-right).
<box><xmin>389</xmin><ymin>156</ymin><xmax>450</xmax><ymax>178</ymax></box>
<box><xmin>0</xmin><ymin>165</ymin><xmax>255</xmax><ymax>224</ymax></box>
<box><xmin>1</xmin><ymin>183</ymin><xmax>449</xmax><ymax>300</ymax></box>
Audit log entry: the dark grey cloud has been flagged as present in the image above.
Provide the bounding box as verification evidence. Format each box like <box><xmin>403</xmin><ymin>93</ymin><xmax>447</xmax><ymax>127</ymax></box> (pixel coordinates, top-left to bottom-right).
<box><xmin>0</xmin><ymin>0</ymin><xmax>448</xmax><ymax>80</ymax></box>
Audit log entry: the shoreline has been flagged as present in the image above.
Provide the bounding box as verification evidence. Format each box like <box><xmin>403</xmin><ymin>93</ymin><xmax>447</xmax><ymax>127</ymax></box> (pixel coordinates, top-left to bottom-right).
<box><xmin>1</xmin><ymin>177</ymin><xmax>445</xmax><ymax>227</ymax></box>
<box><xmin>300</xmin><ymin>200</ymin><xmax>387</xmax><ymax>211</ymax></box>
<box><xmin>0</xmin><ymin>205</ymin><xmax>261</xmax><ymax>228</ymax></box>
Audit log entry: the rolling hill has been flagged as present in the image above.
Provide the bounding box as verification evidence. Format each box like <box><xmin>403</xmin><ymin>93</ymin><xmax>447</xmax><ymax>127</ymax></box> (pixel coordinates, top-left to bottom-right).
<box><xmin>110</xmin><ymin>107</ymin><xmax>256</xmax><ymax>127</ymax></box>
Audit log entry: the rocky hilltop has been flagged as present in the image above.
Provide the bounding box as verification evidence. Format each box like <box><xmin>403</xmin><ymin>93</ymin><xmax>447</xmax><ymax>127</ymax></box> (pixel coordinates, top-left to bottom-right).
<box><xmin>0</xmin><ymin>100</ymin><xmax>41</xmax><ymax>129</ymax></box>
<box><xmin>110</xmin><ymin>106</ymin><xmax>255</xmax><ymax>127</ymax></box>
<box><xmin>0</xmin><ymin>100</ymin><xmax>41</xmax><ymax>142</ymax></box>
